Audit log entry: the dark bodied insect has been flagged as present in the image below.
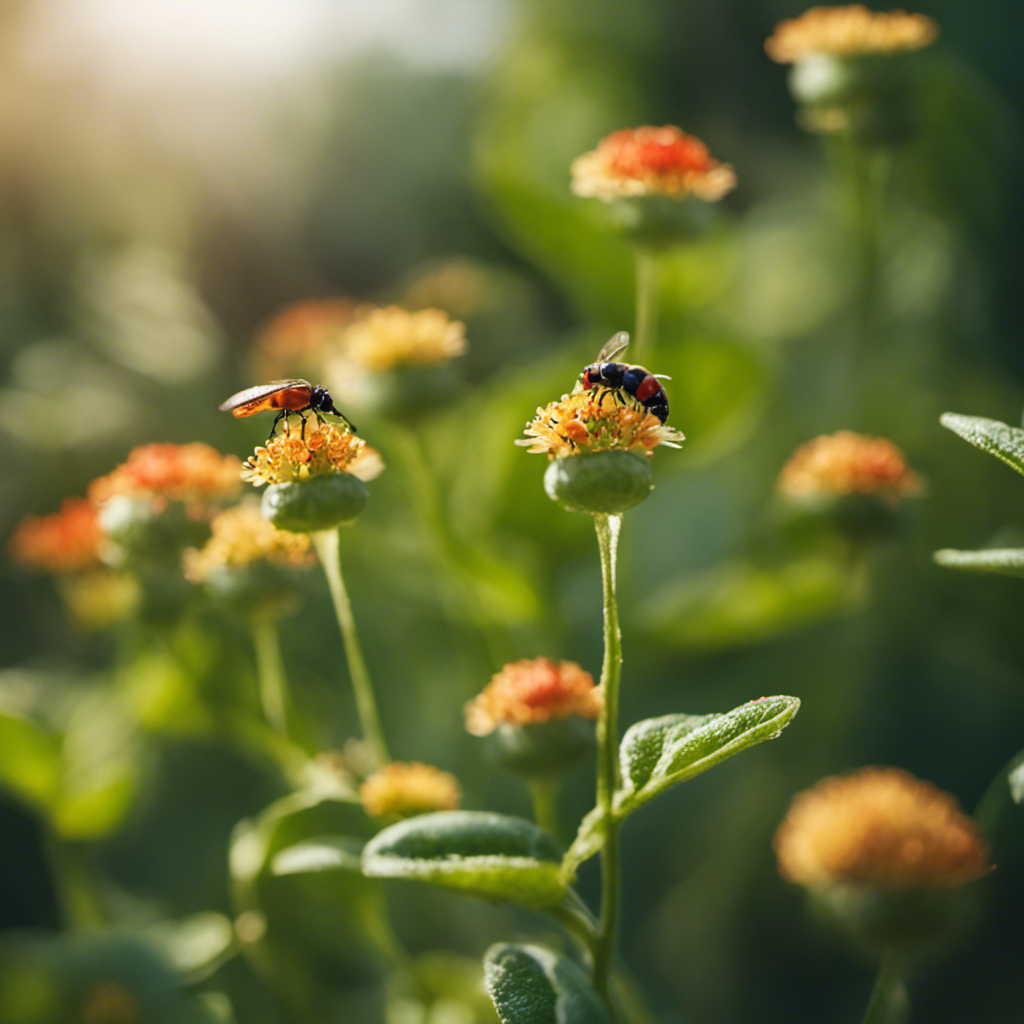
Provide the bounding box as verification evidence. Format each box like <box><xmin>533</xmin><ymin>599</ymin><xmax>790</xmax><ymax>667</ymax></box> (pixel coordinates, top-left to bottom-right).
<box><xmin>219</xmin><ymin>379</ymin><xmax>356</xmax><ymax>439</ymax></box>
<box><xmin>576</xmin><ymin>332</ymin><xmax>670</xmax><ymax>423</ymax></box>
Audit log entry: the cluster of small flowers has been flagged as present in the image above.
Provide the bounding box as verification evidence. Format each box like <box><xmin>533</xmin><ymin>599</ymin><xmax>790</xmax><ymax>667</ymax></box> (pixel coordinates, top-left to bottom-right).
<box><xmin>359</xmin><ymin>761</ymin><xmax>461</xmax><ymax>818</ymax></box>
<box><xmin>240</xmin><ymin>421</ymin><xmax>383</xmax><ymax>488</ymax></box>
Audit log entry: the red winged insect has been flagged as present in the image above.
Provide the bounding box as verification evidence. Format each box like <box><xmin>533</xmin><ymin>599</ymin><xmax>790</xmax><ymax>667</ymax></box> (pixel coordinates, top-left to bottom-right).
<box><xmin>219</xmin><ymin>379</ymin><xmax>355</xmax><ymax>440</ymax></box>
<box><xmin>576</xmin><ymin>332</ymin><xmax>670</xmax><ymax>423</ymax></box>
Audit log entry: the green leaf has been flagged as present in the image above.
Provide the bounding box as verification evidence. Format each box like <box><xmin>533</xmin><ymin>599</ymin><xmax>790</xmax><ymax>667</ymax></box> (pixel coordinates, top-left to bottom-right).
<box><xmin>484</xmin><ymin>943</ymin><xmax>612</xmax><ymax>1024</ymax></box>
<box><xmin>1009</xmin><ymin>760</ymin><xmax>1024</xmax><ymax>805</ymax></box>
<box><xmin>940</xmin><ymin>412</ymin><xmax>1024</xmax><ymax>477</ymax></box>
<box><xmin>362</xmin><ymin>811</ymin><xmax>565</xmax><ymax>907</ymax></box>
<box><xmin>140</xmin><ymin>912</ymin><xmax>237</xmax><ymax>984</ymax></box>
<box><xmin>0</xmin><ymin>712</ymin><xmax>61</xmax><ymax>808</ymax></box>
<box><xmin>269</xmin><ymin>836</ymin><xmax>364</xmax><ymax>878</ymax></box>
<box><xmin>933</xmin><ymin>548</ymin><xmax>1024</xmax><ymax>579</ymax></box>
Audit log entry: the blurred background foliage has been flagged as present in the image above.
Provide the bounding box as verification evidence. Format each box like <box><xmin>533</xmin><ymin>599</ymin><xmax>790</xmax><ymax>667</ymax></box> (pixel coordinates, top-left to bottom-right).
<box><xmin>1</xmin><ymin>0</ymin><xmax>1023</xmax><ymax>1021</ymax></box>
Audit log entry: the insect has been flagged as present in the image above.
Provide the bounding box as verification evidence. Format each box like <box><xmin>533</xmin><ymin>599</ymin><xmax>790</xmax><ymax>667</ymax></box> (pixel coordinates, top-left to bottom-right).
<box><xmin>219</xmin><ymin>379</ymin><xmax>356</xmax><ymax>439</ymax></box>
<box><xmin>576</xmin><ymin>332</ymin><xmax>670</xmax><ymax>423</ymax></box>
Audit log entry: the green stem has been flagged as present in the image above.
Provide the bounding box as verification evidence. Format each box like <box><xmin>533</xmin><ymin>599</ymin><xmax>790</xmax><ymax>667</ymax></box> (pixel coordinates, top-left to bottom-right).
<box><xmin>527</xmin><ymin>775</ymin><xmax>561</xmax><ymax>840</ymax></box>
<box><xmin>310</xmin><ymin>528</ymin><xmax>390</xmax><ymax>769</ymax></box>
<box><xmin>633</xmin><ymin>246</ymin><xmax>660</xmax><ymax>363</ymax></box>
<box><xmin>44</xmin><ymin>831</ymin><xmax>105</xmax><ymax>929</ymax></box>
<box><xmin>861</xmin><ymin>950</ymin><xmax>909</xmax><ymax>1024</ymax></box>
<box><xmin>250</xmin><ymin>614</ymin><xmax>290</xmax><ymax>734</ymax></box>
<box><xmin>592</xmin><ymin>513</ymin><xmax>624</xmax><ymax>1003</ymax></box>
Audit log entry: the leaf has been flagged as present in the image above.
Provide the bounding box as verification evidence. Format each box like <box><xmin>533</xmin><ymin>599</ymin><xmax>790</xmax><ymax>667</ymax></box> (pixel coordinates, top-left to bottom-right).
<box><xmin>269</xmin><ymin>836</ymin><xmax>364</xmax><ymax>877</ymax></box>
<box><xmin>140</xmin><ymin>912</ymin><xmax>237</xmax><ymax>984</ymax></box>
<box><xmin>362</xmin><ymin>811</ymin><xmax>565</xmax><ymax>908</ymax></box>
<box><xmin>933</xmin><ymin>548</ymin><xmax>1024</xmax><ymax>579</ymax></box>
<box><xmin>0</xmin><ymin>712</ymin><xmax>61</xmax><ymax>808</ymax></box>
<box><xmin>484</xmin><ymin>943</ymin><xmax>612</xmax><ymax>1024</ymax></box>
<box><xmin>1009</xmin><ymin>760</ymin><xmax>1024</xmax><ymax>806</ymax></box>
<box><xmin>940</xmin><ymin>412</ymin><xmax>1024</xmax><ymax>477</ymax></box>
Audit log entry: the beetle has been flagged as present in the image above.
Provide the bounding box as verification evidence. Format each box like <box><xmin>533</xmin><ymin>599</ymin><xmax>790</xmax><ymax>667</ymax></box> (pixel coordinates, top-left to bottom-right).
<box><xmin>576</xmin><ymin>332</ymin><xmax>670</xmax><ymax>423</ymax></box>
<box><xmin>219</xmin><ymin>379</ymin><xmax>355</xmax><ymax>439</ymax></box>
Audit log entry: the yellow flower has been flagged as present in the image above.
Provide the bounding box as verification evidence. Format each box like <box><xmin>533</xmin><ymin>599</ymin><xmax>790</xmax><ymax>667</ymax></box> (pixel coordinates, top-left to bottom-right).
<box><xmin>240</xmin><ymin>420</ymin><xmax>378</xmax><ymax>487</ymax></box>
<box><xmin>183</xmin><ymin>502</ymin><xmax>312</xmax><ymax>582</ymax></box>
<box><xmin>774</xmin><ymin>767</ymin><xmax>990</xmax><ymax>888</ymax></box>
<box><xmin>571</xmin><ymin>125</ymin><xmax>736</xmax><ymax>202</ymax></box>
<box><xmin>765</xmin><ymin>5</ymin><xmax>938</xmax><ymax>63</ymax></box>
<box><xmin>60</xmin><ymin>570</ymin><xmax>140</xmax><ymax>629</ymax></box>
<box><xmin>9</xmin><ymin>498</ymin><xmax>103</xmax><ymax>574</ymax></box>
<box><xmin>253</xmin><ymin>298</ymin><xmax>357</xmax><ymax>380</ymax></box>
<box><xmin>465</xmin><ymin>657</ymin><xmax>602</xmax><ymax>737</ymax></box>
<box><xmin>517</xmin><ymin>390</ymin><xmax>684</xmax><ymax>459</ymax></box>
<box><xmin>359</xmin><ymin>762</ymin><xmax>461</xmax><ymax>819</ymax></box>
<box><xmin>777</xmin><ymin>431</ymin><xmax>919</xmax><ymax>501</ymax></box>
<box><xmin>339</xmin><ymin>305</ymin><xmax>466</xmax><ymax>372</ymax></box>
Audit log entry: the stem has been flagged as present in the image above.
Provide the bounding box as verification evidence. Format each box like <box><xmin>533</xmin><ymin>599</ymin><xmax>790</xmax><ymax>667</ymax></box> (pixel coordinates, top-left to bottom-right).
<box><xmin>44</xmin><ymin>831</ymin><xmax>105</xmax><ymax>929</ymax></box>
<box><xmin>310</xmin><ymin>528</ymin><xmax>390</xmax><ymax>769</ymax></box>
<box><xmin>592</xmin><ymin>513</ymin><xmax>624</xmax><ymax>1001</ymax></box>
<box><xmin>527</xmin><ymin>775</ymin><xmax>561</xmax><ymax>840</ymax></box>
<box><xmin>250</xmin><ymin>614</ymin><xmax>290</xmax><ymax>734</ymax></box>
<box><xmin>861</xmin><ymin>950</ymin><xmax>909</xmax><ymax>1024</ymax></box>
<box><xmin>633</xmin><ymin>246</ymin><xmax>660</xmax><ymax>363</ymax></box>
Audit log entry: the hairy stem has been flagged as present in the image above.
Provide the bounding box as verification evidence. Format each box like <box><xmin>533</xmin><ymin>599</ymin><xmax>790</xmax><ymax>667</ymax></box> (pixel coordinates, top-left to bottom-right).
<box><xmin>527</xmin><ymin>775</ymin><xmax>561</xmax><ymax>841</ymax></box>
<box><xmin>861</xmin><ymin>950</ymin><xmax>909</xmax><ymax>1024</ymax></box>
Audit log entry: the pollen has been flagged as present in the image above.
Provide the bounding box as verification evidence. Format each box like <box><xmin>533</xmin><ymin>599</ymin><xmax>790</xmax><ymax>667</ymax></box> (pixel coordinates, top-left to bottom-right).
<box><xmin>516</xmin><ymin>390</ymin><xmax>684</xmax><ymax>459</ymax></box>
<box><xmin>241</xmin><ymin>420</ymin><xmax>372</xmax><ymax>487</ymax></box>
<box><xmin>766</xmin><ymin>5</ymin><xmax>938</xmax><ymax>63</ymax></box>
<box><xmin>254</xmin><ymin>298</ymin><xmax>357</xmax><ymax>380</ymax></box>
<box><xmin>359</xmin><ymin>761</ymin><xmax>462</xmax><ymax>819</ymax></box>
<box><xmin>9</xmin><ymin>498</ymin><xmax>103</xmax><ymax>574</ymax></box>
<box><xmin>571</xmin><ymin>126</ymin><xmax>736</xmax><ymax>203</ymax></box>
<box><xmin>777</xmin><ymin>431</ymin><xmax>919</xmax><ymax>501</ymax></box>
<box><xmin>339</xmin><ymin>305</ymin><xmax>467</xmax><ymax>372</ymax></box>
<box><xmin>774</xmin><ymin>767</ymin><xmax>990</xmax><ymax>888</ymax></box>
<box><xmin>465</xmin><ymin>657</ymin><xmax>602</xmax><ymax>736</ymax></box>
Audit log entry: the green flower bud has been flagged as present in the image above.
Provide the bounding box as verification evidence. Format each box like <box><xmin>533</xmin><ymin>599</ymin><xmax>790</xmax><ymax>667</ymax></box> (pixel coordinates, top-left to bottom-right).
<box><xmin>343</xmin><ymin>364</ymin><xmax>464</xmax><ymax>423</ymax></box>
<box><xmin>606</xmin><ymin>195</ymin><xmax>717</xmax><ymax>250</ymax></box>
<box><xmin>261</xmin><ymin>474</ymin><xmax>368</xmax><ymax>533</ymax></box>
<box><xmin>201</xmin><ymin>563</ymin><xmax>304</xmax><ymax>619</ymax></box>
<box><xmin>99</xmin><ymin>496</ymin><xmax>210</xmax><ymax>566</ymax></box>
<box><xmin>487</xmin><ymin>718</ymin><xmax>596</xmax><ymax>777</ymax></box>
<box><xmin>544</xmin><ymin>451</ymin><xmax>653</xmax><ymax>515</ymax></box>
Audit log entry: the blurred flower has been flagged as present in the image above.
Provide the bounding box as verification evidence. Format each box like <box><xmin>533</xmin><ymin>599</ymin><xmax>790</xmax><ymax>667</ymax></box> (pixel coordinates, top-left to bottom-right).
<box><xmin>9</xmin><ymin>498</ymin><xmax>102</xmax><ymax>574</ymax></box>
<box><xmin>517</xmin><ymin>390</ymin><xmax>684</xmax><ymax>459</ymax></box>
<box><xmin>78</xmin><ymin>980</ymin><xmax>141</xmax><ymax>1024</ymax></box>
<box><xmin>777</xmin><ymin>431</ymin><xmax>919</xmax><ymax>502</ymax></box>
<box><xmin>89</xmin><ymin>443</ymin><xmax>241</xmax><ymax>512</ymax></box>
<box><xmin>774</xmin><ymin>767</ymin><xmax>990</xmax><ymax>888</ymax></box>
<box><xmin>570</xmin><ymin>126</ymin><xmax>736</xmax><ymax>203</ymax></box>
<box><xmin>765</xmin><ymin>5</ymin><xmax>938</xmax><ymax>63</ymax></box>
<box><xmin>240</xmin><ymin>420</ymin><xmax>379</xmax><ymax>487</ymax></box>
<box><xmin>60</xmin><ymin>570</ymin><xmax>140</xmax><ymax>630</ymax></box>
<box><xmin>339</xmin><ymin>305</ymin><xmax>466</xmax><ymax>371</ymax></box>
<box><xmin>465</xmin><ymin>657</ymin><xmax>602</xmax><ymax>736</ymax></box>
<box><xmin>253</xmin><ymin>299</ymin><xmax>357</xmax><ymax>380</ymax></box>
<box><xmin>183</xmin><ymin>502</ymin><xmax>312</xmax><ymax>582</ymax></box>
<box><xmin>400</xmin><ymin>259</ymin><xmax>496</xmax><ymax>320</ymax></box>
<box><xmin>360</xmin><ymin>761</ymin><xmax>461</xmax><ymax>818</ymax></box>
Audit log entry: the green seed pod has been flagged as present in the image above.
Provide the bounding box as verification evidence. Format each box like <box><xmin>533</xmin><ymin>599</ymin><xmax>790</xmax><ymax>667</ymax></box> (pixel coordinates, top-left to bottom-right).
<box><xmin>99</xmin><ymin>495</ymin><xmax>210</xmax><ymax>567</ymax></box>
<box><xmin>262</xmin><ymin>474</ymin><xmax>368</xmax><ymax>533</ymax></box>
<box><xmin>342</xmin><ymin>364</ymin><xmax>463</xmax><ymax>424</ymax></box>
<box><xmin>544</xmin><ymin>451</ymin><xmax>653</xmax><ymax>515</ymax></box>
<box><xmin>606</xmin><ymin>195</ymin><xmax>716</xmax><ymax>250</ymax></box>
<box><xmin>202</xmin><ymin>563</ymin><xmax>304</xmax><ymax>619</ymax></box>
<box><xmin>487</xmin><ymin>718</ymin><xmax>596</xmax><ymax>777</ymax></box>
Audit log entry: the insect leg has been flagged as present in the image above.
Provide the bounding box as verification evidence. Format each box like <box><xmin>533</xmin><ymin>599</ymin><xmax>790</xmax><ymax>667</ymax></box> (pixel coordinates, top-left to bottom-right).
<box><xmin>267</xmin><ymin>410</ymin><xmax>286</xmax><ymax>442</ymax></box>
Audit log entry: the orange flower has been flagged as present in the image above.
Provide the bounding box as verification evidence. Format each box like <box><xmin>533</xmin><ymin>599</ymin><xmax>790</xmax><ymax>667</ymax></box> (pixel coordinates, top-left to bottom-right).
<box><xmin>9</xmin><ymin>498</ymin><xmax>103</xmax><ymax>574</ymax></box>
<box><xmin>254</xmin><ymin>299</ymin><xmax>357</xmax><ymax>380</ymax></box>
<box><xmin>89</xmin><ymin>444</ymin><xmax>241</xmax><ymax>510</ymax></box>
<box><xmin>774</xmin><ymin>768</ymin><xmax>990</xmax><ymax>888</ymax></box>
<box><xmin>465</xmin><ymin>657</ymin><xmax>602</xmax><ymax>736</ymax></box>
<box><xmin>359</xmin><ymin>762</ymin><xmax>461</xmax><ymax>818</ymax></box>
<box><xmin>240</xmin><ymin>420</ymin><xmax>381</xmax><ymax>487</ymax></box>
<box><xmin>571</xmin><ymin>126</ymin><xmax>736</xmax><ymax>202</ymax></box>
<box><xmin>777</xmin><ymin>431</ymin><xmax>919</xmax><ymax>501</ymax></box>
<box><xmin>766</xmin><ymin>5</ymin><xmax>938</xmax><ymax>63</ymax></box>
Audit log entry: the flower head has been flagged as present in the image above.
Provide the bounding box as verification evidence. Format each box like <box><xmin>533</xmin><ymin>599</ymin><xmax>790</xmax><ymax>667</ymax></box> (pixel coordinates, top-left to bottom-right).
<box><xmin>254</xmin><ymin>299</ymin><xmax>357</xmax><ymax>380</ymax></box>
<box><xmin>359</xmin><ymin>761</ymin><xmax>461</xmax><ymax>818</ymax></box>
<box><xmin>60</xmin><ymin>570</ymin><xmax>140</xmax><ymax>629</ymax></box>
<box><xmin>517</xmin><ymin>389</ymin><xmax>684</xmax><ymax>459</ymax></box>
<box><xmin>774</xmin><ymin>767</ymin><xmax>990</xmax><ymax>889</ymax></box>
<box><xmin>89</xmin><ymin>444</ymin><xmax>241</xmax><ymax>511</ymax></box>
<box><xmin>766</xmin><ymin>5</ymin><xmax>938</xmax><ymax>63</ymax></box>
<box><xmin>183</xmin><ymin>502</ymin><xmax>312</xmax><ymax>582</ymax></box>
<box><xmin>241</xmin><ymin>420</ymin><xmax>376</xmax><ymax>487</ymax></box>
<box><xmin>571</xmin><ymin>126</ymin><xmax>736</xmax><ymax>203</ymax></box>
<box><xmin>9</xmin><ymin>498</ymin><xmax>103</xmax><ymax>574</ymax></box>
<box><xmin>777</xmin><ymin>431</ymin><xmax>919</xmax><ymax>502</ymax></box>
<box><xmin>465</xmin><ymin>657</ymin><xmax>602</xmax><ymax>736</ymax></box>
<box><xmin>339</xmin><ymin>305</ymin><xmax>466</xmax><ymax>372</ymax></box>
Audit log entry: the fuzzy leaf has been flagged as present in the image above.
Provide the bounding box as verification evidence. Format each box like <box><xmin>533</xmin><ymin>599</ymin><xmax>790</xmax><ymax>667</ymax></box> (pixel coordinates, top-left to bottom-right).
<box><xmin>940</xmin><ymin>413</ymin><xmax>1024</xmax><ymax>477</ymax></box>
<box><xmin>270</xmin><ymin>836</ymin><xmax>364</xmax><ymax>877</ymax></box>
<box><xmin>933</xmin><ymin>548</ymin><xmax>1024</xmax><ymax>579</ymax></box>
<box><xmin>484</xmin><ymin>943</ymin><xmax>612</xmax><ymax>1024</ymax></box>
<box><xmin>363</xmin><ymin>811</ymin><xmax>565</xmax><ymax>907</ymax></box>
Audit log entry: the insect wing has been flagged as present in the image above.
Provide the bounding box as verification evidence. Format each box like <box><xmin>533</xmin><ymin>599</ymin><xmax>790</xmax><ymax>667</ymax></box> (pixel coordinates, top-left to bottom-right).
<box><xmin>219</xmin><ymin>379</ymin><xmax>311</xmax><ymax>415</ymax></box>
<box><xmin>595</xmin><ymin>331</ymin><xmax>630</xmax><ymax>363</ymax></box>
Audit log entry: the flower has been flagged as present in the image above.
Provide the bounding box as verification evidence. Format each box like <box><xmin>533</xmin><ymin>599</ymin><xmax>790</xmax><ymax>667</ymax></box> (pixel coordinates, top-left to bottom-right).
<box><xmin>777</xmin><ymin>431</ymin><xmax>919</xmax><ymax>502</ymax></box>
<box><xmin>517</xmin><ymin>389</ymin><xmax>684</xmax><ymax>459</ymax></box>
<box><xmin>465</xmin><ymin>657</ymin><xmax>602</xmax><ymax>736</ymax></box>
<box><xmin>253</xmin><ymin>299</ymin><xmax>357</xmax><ymax>380</ymax></box>
<box><xmin>183</xmin><ymin>502</ymin><xmax>312</xmax><ymax>582</ymax></box>
<box><xmin>9</xmin><ymin>498</ymin><xmax>103</xmax><ymax>574</ymax></box>
<box><xmin>339</xmin><ymin>305</ymin><xmax>466</xmax><ymax>372</ymax></box>
<box><xmin>89</xmin><ymin>443</ymin><xmax>241</xmax><ymax>511</ymax></box>
<box><xmin>359</xmin><ymin>761</ymin><xmax>461</xmax><ymax>818</ymax></box>
<box><xmin>765</xmin><ymin>5</ymin><xmax>938</xmax><ymax>63</ymax></box>
<box><xmin>774</xmin><ymin>768</ymin><xmax>990</xmax><ymax>889</ymax></box>
<box><xmin>570</xmin><ymin>126</ymin><xmax>736</xmax><ymax>202</ymax></box>
<box><xmin>60</xmin><ymin>570</ymin><xmax>140</xmax><ymax>629</ymax></box>
<box><xmin>240</xmin><ymin>420</ymin><xmax>373</xmax><ymax>487</ymax></box>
